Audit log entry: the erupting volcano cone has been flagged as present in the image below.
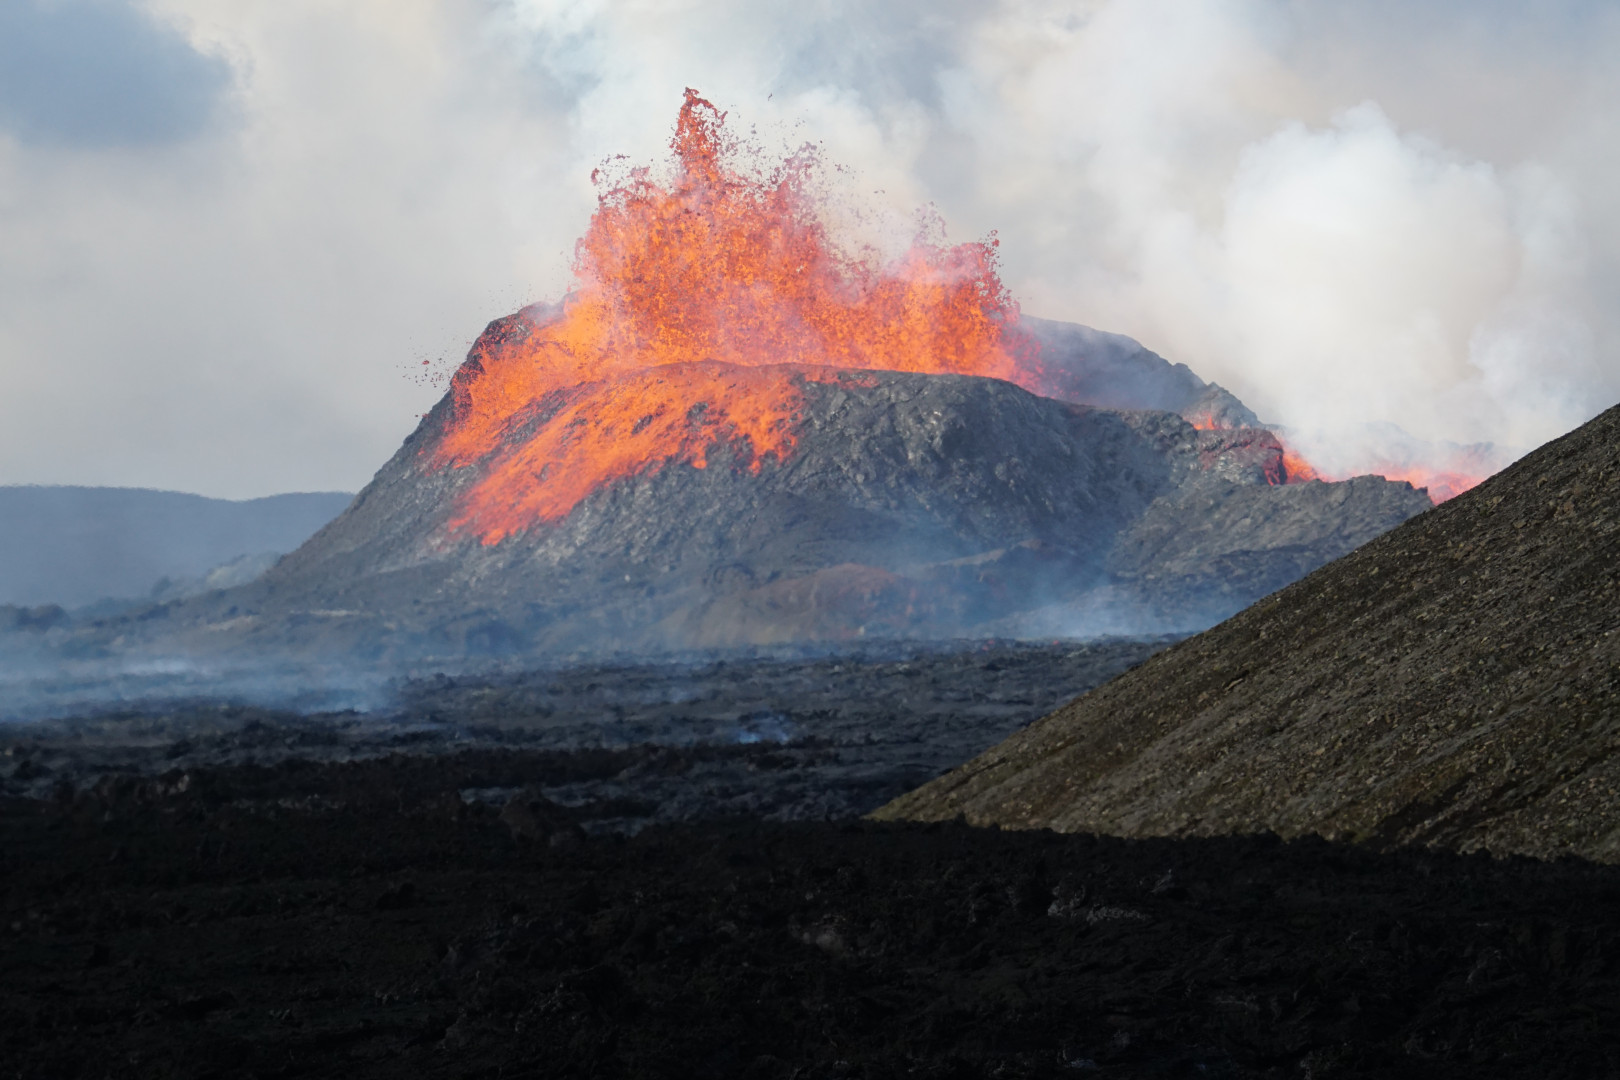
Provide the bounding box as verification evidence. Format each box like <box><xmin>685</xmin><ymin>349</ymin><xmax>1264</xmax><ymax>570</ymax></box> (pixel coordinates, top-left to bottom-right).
<box><xmin>130</xmin><ymin>92</ymin><xmax>1436</xmax><ymax>660</ymax></box>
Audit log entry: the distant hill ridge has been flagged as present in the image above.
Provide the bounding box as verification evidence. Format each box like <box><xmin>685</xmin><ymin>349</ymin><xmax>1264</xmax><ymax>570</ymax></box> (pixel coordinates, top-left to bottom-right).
<box><xmin>0</xmin><ymin>487</ymin><xmax>353</xmax><ymax>608</ymax></box>
<box><xmin>877</xmin><ymin>402</ymin><xmax>1620</xmax><ymax>863</ymax></box>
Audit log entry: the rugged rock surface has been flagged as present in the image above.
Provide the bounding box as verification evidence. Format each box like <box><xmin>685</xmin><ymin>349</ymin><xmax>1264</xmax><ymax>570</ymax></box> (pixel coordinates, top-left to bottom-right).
<box><xmin>9</xmin><ymin>786</ymin><xmax>1620</xmax><ymax>1078</ymax></box>
<box><xmin>258</xmin><ymin>367</ymin><xmax>1207</xmax><ymax>646</ymax></box>
<box><xmin>877</xmin><ymin>403</ymin><xmax>1620</xmax><ymax>862</ymax></box>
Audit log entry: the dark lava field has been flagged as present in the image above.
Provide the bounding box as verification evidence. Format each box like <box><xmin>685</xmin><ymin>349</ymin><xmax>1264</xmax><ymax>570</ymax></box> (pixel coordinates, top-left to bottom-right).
<box><xmin>5</xmin><ymin>638</ymin><xmax>1620</xmax><ymax>1078</ymax></box>
<box><xmin>1</xmin><ymin>639</ymin><xmax>1173</xmax><ymax>827</ymax></box>
<box><xmin>7</xmin><ymin>776</ymin><xmax>1620</xmax><ymax>1079</ymax></box>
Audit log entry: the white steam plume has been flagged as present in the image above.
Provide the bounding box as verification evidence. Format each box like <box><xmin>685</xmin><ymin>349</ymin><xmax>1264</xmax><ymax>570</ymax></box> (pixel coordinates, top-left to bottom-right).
<box><xmin>946</xmin><ymin>0</ymin><xmax>1617</xmax><ymax>479</ymax></box>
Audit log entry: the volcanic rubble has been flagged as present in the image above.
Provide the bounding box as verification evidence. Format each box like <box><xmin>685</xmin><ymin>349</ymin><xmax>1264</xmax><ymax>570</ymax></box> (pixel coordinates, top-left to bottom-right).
<box><xmin>0</xmin><ymin>639</ymin><xmax>1174</xmax><ymax>827</ymax></box>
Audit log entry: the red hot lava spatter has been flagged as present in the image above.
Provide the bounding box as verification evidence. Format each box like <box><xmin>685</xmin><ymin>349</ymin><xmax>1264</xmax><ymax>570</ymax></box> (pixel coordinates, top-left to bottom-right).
<box><xmin>433</xmin><ymin>89</ymin><xmax>1043</xmax><ymax>544</ymax></box>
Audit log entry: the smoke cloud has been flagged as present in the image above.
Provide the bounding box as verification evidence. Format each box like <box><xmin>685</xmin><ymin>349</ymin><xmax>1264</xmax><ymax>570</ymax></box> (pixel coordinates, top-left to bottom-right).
<box><xmin>939</xmin><ymin>0</ymin><xmax>1617</xmax><ymax>470</ymax></box>
<box><xmin>0</xmin><ymin>0</ymin><xmax>1616</xmax><ymax>495</ymax></box>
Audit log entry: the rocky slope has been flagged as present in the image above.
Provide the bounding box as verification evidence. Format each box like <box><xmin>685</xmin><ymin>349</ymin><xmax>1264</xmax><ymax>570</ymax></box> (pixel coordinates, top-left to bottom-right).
<box><xmin>877</xmin><ymin>403</ymin><xmax>1620</xmax><ymax>862</ymax></box>
<box><xmin>1021</xmin><ymin>315</ymin><xmax>1260</xmax><ymax>428</ymax></box>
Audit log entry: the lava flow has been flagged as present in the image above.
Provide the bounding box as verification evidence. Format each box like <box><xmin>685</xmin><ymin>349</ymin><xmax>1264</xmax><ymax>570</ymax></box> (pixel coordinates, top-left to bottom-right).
<box><xmin>1281</xmin><ymin>449</ymin><xmax>1321</xmax><ymax>484</ymax></box>
<box><xmin>434</xmin><ymin>89</ymin><xmax>1043</xmax><ymax>544</ymax></box>
<box><xmin>1274</xmin><ymin>445</ymin><xmax>1489</xmax><ymax>502</ymax></box>
<box><xmin>1194</xmin><ymin>411</ymin><xmax>1489</xmax><ymax>500</ymax></box>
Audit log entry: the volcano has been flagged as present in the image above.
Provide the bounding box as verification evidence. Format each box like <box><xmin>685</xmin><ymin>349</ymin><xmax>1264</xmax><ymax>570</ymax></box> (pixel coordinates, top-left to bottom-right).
<box><xmin>877</xmin><ymin>401</ymin><xmax>1620</xmax><ymax>862</ymax></box>
<box><xmin>152</xmin><ymin>321</ymin><xmax>1422</xmax><ymax>660</ymax></box>
<box><xmin>78</xmin><ymin>92</ymin><xmax>1434</xmax><ymax>662</ymax></box>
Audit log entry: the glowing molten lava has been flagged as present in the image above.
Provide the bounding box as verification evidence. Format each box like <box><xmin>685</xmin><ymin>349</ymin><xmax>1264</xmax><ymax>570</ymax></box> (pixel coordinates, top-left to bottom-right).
<box><xmin>1331</xmin><ymin>462</ymin><xmax>1485</xmax><ymax>504</ymax></box>
<box><xmin>433</xmin><ymin>89</ymin><xmax>1040</xmax><ymax>543</ymax></box>
<box><xmin>447</xmin><ymin>362</ymin><xmax>875</xmax><ymax>544</ymax></box>
<box><xmin>1274</xmin><ymin>441</ymin><xmax>1487</xmax><ymax>503</ymax></box>
<box><xmin>1281</xmin><ymin>449</ymin><xmax>1321</xmax><ymax>484</ymax></box>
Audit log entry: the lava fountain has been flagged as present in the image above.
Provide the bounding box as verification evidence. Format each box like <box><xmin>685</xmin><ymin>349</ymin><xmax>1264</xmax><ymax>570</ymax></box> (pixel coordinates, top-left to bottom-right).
<box><xmin>432</xmin><ymin>89</ymin><xmax>1055</xmax><ymax>544</ymax></box>
<box><xmin>430</xmin><ymin>90</ymin><xmax>1483</xmax><ymax>545</ymax></box>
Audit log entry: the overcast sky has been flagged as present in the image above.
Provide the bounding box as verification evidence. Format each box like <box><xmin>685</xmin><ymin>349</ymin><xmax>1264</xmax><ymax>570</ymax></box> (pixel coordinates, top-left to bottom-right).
<box><xmin>2</xmin><ymin>0</ymin><xmax>1616</xmax><ymax>497</ymax></box>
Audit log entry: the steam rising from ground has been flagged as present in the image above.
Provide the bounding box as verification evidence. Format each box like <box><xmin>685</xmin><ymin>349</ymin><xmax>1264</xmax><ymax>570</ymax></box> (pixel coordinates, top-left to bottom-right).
<box><xmin>0</xmin><ymin>653</ymin><xmax>397</xmax><ymax>723</ymax></box>
<box><xmin>0</xmin><ymin>1</ymin><xmax>1616</xmax><ymax>494</ymax></box>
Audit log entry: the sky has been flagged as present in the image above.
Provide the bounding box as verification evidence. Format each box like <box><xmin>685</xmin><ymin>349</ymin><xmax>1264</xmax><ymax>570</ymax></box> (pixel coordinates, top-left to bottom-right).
<box><xmin>1</xmin><ymin>0</ymin><xmax>1616</xmax><ymax>498</ymax></box>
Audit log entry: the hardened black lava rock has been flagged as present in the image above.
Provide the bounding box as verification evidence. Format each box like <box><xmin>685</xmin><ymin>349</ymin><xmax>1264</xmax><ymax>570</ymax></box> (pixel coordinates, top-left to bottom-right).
<box><xmin>0</xmin><ymin>638</ymin><xmax>1173</xmax><ymax>822</ymax></box>
<box><xmin>5</xmin><ymin>766</ymin><xmax>1620</xmax><ymax>1079</ymax></box>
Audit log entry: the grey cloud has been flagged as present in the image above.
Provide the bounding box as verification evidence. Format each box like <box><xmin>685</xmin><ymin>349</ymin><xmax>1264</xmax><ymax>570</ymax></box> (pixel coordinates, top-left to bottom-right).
<box><xmin>770</xmin><ymin>1</ymin><xmax>985</xmax><ymax>110</ymax></box>
<box><xmin>0</xmin><ymin>0</ymin><xmax>231</xmax><ymax>147</ymax></box>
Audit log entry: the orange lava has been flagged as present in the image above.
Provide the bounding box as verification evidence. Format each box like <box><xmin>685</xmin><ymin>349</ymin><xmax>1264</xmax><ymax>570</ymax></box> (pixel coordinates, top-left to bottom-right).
<box><xmin>447</xmin><ymin>363</ymin><xmax>866</xmax><ymax>545</ymax></box>
<box><xmin>433</xmin><ymin>89</ymin><xmax>1039</xmax><ymax>542</ymax></box>
<box><xmin>427</xmin><ymin>89</ymin><xmax>1488</xmax><ymax>542</ymax></box>
<box><xmin>1281</xmin><ymin>449</ymin><xmax>1321</xmax><ymax>484</ymax></box>
<box><xmin>1274</xmin><ymin>440</ymin><xmax>1485</xmax><ymax>503</ymax></box>
<box><xmin>1344</xmin><ymin>465</ymin><xmax>1484</xmax><ymax>504</ymax></box>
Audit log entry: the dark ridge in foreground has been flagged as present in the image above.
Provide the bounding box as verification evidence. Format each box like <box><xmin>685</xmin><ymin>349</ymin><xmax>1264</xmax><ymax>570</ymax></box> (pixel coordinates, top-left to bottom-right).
<box><xmin>6</xmin><ymin>762</ymin><xmax>1620</xmax><ymax>1078</ymax></box>
<box><xmin>877</xmin><ymin>403</ymin><xmax>1620</xmax><ymax>862</ymax></box>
